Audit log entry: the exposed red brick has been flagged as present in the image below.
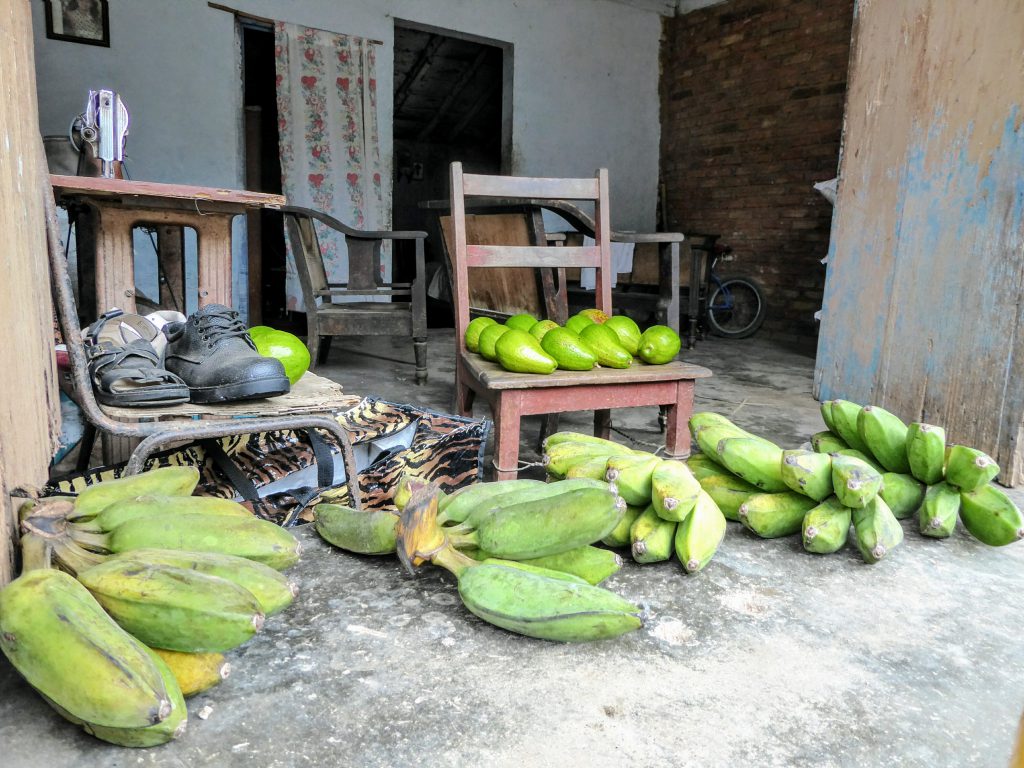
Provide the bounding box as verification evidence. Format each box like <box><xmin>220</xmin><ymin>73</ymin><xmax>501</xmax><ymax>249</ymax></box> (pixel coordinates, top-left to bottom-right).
<box><xmin>660</xmin><ymin>0</ymin><xmax>854</xmax><ymax>341</ymax></box>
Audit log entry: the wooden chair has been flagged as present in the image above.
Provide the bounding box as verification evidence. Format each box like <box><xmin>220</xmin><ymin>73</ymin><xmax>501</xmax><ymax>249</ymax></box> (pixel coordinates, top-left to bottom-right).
<box><xmin>44</xmin><ymin>178</ymin><xmax>364</xmax><ymax>507</ymax></box>
<box><xmin>281</xmin><ymin>206</ymin><xmax>429</xmax><ymax>383</ymax></box>
<box><xmin>448</xmin><ymin>162</ymin><xmax>713</xmax><ymax>479</ymax></box>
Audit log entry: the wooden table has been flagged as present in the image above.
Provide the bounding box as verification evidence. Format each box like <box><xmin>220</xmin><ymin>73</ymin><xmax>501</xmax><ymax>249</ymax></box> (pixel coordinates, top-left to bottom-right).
<box><xmin>51</xmin><ymin>175</ymin><xmax>285</xmax><ymax>317</ymax></box>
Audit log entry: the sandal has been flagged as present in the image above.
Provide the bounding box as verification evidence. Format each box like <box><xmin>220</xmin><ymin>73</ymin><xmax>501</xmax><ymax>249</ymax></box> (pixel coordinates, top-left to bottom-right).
<box><xmin>84</xmin><ymin>310</ymin><xmax>190</xmax><ymax>407</ymax></box>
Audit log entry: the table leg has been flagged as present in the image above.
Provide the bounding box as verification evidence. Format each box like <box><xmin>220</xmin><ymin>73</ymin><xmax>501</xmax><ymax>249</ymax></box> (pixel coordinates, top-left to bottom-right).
<box><xmin>664</xmin><ymin>381</ymin><xmax>695</xmax><ymax>459</ymax></box>
<box><xmin>493</xmin><ymin>392</ymin><xmax>522</xmax><ymax>480</ymax></box>
<box><xmin>196</xmin><ymin>216</ymin><xmax>234</xmax><ymax>307</ymax></box>
<box><xmin>687</xmin><ymin>244</ymin><xmax>702</xmax><ymax>349</ymax></box>
<box><xmin>594</xmin><ymin>409</ymin><xmax>612</xmax><ymax>440</ymax></box>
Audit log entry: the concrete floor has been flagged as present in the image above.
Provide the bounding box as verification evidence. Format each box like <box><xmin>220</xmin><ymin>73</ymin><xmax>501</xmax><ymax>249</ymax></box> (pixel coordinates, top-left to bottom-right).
<box><xmin>2</xmin><ymin>330</ymin><xmax>1023</xmax><ymax>767</ymax></box>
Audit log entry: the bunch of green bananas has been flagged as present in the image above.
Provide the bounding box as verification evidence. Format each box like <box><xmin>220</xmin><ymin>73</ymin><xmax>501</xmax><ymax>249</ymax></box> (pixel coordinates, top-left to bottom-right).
<box><xmin>540</xmin><ymin>432</ymin><xmax>728</xmax><ymax>574</ymax></box>
<box><xmin>315</xmin><ymin>470</ymin><xmax>643</xmax><ymax>642</ymax></box>
<box><xmin>685</xmin><ymin>403</ymin><xmax>1021</xmax><ymax>564</ymax></box>
<box><xmin>0</xmin><ymin>467</ymin><xmax>301</xmax><ymax>747</ymax></box>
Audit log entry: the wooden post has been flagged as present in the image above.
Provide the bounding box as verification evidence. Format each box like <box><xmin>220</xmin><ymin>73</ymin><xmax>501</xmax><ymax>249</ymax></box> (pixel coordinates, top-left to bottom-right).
<box><xmin>0</xmin><ymin>0</ymin><xmax>61</xmax><ymax>585</ymax></box>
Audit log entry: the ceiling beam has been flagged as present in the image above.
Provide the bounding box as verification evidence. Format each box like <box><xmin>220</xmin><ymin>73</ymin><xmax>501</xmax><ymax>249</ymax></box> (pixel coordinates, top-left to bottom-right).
<box><xmin>449</xmin><ymin>86</ymin><xmax>493</xmax><ymax>142</ymax></box>
<box><xmin>416</xmin><ymin>48</ymin><xmax>490</xmax><ymax>142</ymax></box>
<box><xmin>394</xmin><ymin>35</ymin><xmax>445</xmax><ymax>114</ymax></box>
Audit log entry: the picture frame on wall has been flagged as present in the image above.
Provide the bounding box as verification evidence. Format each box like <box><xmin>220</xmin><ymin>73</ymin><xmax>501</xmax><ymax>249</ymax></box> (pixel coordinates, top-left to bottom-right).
<box><xmin>44</xmin><ymin>0</ymin><xmax>110</xmax><ymax>47</ymax></box>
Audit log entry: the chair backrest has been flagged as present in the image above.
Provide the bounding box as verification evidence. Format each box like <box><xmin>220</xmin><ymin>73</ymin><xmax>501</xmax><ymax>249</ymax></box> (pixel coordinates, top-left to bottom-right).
<box><xmin>282</xmin><ymin>205</ymin><xmax>393</xmax><ymax>315</ymax></box>
<box><xmin>448</xmin><ymin>162</ymin><xmax>612</xmax><ymax>353</ymax></box>
<box><xmin>282</xmin><ymin>211</ymin><xmax>330</xmax><ymax>317</ymax></box>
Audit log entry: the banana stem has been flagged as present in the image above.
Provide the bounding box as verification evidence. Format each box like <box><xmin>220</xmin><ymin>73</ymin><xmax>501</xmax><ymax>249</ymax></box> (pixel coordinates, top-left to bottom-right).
<box><xmin>67</xmin><ymin>527</ymin><xmax>112</xmax><ymax>553</ymax></box>
<box><xmin>20</xmin><ymin>533</ymin><xmax>53</xmax><ymax>572</ymax></box>
<box><xmin>430</xmin><ymin>544</ymin><xmax>478</xmax><ymax>578</ymax></box>
<box><xmin>53</xmin><ymin>538</ymin><xmax>106</xmax><ymax>576</ymax></box>
<box><xmin>446</xmin><ymin>529</ymin><xmax>480</xmax><ymax>550</ymax></box>
<box><xmin>71</xmin><ymin>519</ymin><xmax>103</xmax><ymax>534</ymax></box>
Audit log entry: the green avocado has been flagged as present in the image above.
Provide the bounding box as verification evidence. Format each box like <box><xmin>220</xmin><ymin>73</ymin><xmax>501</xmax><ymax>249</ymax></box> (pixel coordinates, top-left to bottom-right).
<box><xmin>579</xmin><ymin>324</ymin><xmax>632</xmax><ymax>369</ymax></box>
<box><xmin>540</xmin><ymin>327</ymin><xmax>597</xmax><ymax>371</ymax></box>
<box><xmin>495</xmin><ymin>329</ymin><xmax>557</xmax><ymax>374</ymax></box>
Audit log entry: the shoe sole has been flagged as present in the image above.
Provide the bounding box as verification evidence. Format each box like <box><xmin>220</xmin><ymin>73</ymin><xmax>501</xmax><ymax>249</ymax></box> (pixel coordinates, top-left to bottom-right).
<box><xmin>188</xmin><ymin>376</ymin><xmax>291</xmax><ymax>404</ymax></box>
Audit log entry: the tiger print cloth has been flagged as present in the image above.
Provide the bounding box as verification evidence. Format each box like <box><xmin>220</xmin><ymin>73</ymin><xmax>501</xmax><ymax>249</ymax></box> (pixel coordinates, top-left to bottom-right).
<box><xmin>46</xmin><ymin>397</ymin><xmax>490</xmax><ymax>526</ymax></box>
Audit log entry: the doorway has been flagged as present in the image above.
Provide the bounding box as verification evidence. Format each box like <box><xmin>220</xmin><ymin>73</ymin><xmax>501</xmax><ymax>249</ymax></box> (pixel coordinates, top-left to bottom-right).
<box><xmin>240</xmin><ymin>22</ymin><xmax>293</xmax><ymax>330</ymax></box>
<box><xmin>391</xmin><ymin>21</ymin><xmax>510</xmax><ymax>324</ymax></box>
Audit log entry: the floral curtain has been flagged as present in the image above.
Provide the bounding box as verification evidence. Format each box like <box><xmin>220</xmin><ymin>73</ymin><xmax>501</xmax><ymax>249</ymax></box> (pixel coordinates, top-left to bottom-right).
<box><xmin>274</xmin><ymin>22</ymin><xmax>387</xmax><ymax>309</ymax></box>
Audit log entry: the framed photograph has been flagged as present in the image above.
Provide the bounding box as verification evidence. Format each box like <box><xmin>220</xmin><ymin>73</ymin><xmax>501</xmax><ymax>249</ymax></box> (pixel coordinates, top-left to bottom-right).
<box><xmin>44</xmin><ymin>0</ymin><xmax>110</xmax><ymax>47</ymax></box>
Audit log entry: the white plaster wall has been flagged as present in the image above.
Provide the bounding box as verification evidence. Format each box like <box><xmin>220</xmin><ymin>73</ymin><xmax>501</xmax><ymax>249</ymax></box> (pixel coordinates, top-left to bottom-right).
<box><xmin>32</xmin><ymin>0</ymin><xmax>663</xmax><ymax>316</ymax></box>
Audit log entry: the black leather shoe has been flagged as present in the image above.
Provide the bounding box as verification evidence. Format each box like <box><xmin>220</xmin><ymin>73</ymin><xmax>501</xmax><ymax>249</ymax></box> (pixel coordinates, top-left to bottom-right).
<box><xmin>163</xmin><ymin>305</ymin><xmax>290</xmax><ymax>403</ymax></box>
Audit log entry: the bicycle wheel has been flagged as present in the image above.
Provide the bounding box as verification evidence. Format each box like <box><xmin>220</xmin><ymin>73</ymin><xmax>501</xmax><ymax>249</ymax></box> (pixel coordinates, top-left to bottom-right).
<box><xmin>706</xmin><ymin>276</ymin><xmax>767</xmax><ymax>339</ymax></box>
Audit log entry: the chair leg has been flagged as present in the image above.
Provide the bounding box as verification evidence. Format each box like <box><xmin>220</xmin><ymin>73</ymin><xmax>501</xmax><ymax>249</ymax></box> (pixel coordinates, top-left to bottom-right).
<box><xmin>492</xmin><ymin>393</ymin><xmax>522</xmax><ymax>481</ymax></box>
<box><xmin>317</xmin><ymin>336</ymin><xmax>332</xmax><ymax>366</ymax></box>
<box><xmin>413</xmin><ymin>336</ymin><xmax>428</xmax><ymax>384</ymax></box>
<box><xmin>307</xmin><ymin>329</ymin><xmax>321</xmax><ymax>372</ymax></box>
<box><xmin>664</xmin><ymin>381</ymin><xmax>695</xmax><ymax>459</ymax></box>
<box><xmin>538</xmin><ymin>414</ymin><xmax>560</xmax><ymax>451</ymax></box>
<box><xmin>594</xmin><ymin>409</ymin><xmax>612</xmax><ymax>440</ymax></box>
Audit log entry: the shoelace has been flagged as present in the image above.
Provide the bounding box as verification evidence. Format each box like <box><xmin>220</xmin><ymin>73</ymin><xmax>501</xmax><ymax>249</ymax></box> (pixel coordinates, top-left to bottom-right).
<box><xmin>196</xmin><ymin>307</ymin><xmax>254</xmax><ymax>349</ymax></box>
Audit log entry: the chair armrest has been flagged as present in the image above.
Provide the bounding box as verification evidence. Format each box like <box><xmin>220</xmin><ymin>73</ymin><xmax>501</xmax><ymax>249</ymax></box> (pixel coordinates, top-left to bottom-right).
<box><xmin>280</xmin><ymin>204</ymin><xmax>426</xmax><ymax>241</ymax></box>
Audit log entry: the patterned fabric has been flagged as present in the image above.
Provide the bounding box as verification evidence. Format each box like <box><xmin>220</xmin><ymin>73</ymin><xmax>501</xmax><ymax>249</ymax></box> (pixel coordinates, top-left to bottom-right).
<box><xmin>46</xmin><ymin>398</ymin><xmax>490</xmax><ymax>526</ymax></box>
<box><xmin>274</xmin><ymin>22</ymin><xmax>388</xmax><ymax>310</ymax></box>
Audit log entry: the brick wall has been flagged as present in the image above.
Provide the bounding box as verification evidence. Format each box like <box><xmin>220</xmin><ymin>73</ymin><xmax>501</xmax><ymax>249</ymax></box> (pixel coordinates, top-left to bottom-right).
<box><xmin>660</xmin><ymin>0</ymin><xmax>854</xmax><ymax>344</ymax></box>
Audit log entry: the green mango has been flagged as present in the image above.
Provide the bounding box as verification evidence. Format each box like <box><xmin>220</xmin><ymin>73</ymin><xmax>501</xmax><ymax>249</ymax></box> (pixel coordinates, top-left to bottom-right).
<box><xmin>528</xmin><ymin>319</ymin><xmax>559</xmax><ymax>342</ymax></box>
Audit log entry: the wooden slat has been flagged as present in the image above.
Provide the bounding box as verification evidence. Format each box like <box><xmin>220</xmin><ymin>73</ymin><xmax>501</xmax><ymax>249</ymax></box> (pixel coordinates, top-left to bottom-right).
<box><xmin>439</xmin><ymin>213</ymin><xmax>544</xmax><ymax>319</ymax></box>
<box><xmin>814</xmin><ymin>0</ymin><xmax>1024</xmax><ymax>486</ymax></box>
<box><xmin>0</xmin><ymin>0</ymin><xmax>61</xmax><ymax>585</ymax></box>
<box><xmin>465</xmin><ymin>244</ymin><xmax>600</xmax><ymax>268</ymax></box>
<box><xmin>464</xmin><ymin>355</ymin><xmax>712</xmax><ymax>390</ymax></box>
<box><xmin>51</xmin><ymin>175</ymin><xmax>286</xmax><ymax>209</ymax></box>
<box><xmin>462</xmin><ymin>173</ymin><xmax>599</xmax><ymax>200</ymax></box>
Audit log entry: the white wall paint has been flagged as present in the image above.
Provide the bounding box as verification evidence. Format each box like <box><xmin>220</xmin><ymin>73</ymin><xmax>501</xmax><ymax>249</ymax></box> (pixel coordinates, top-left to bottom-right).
<box><xmin>32</xmin><ymin>0</ymin><xmax>662</xmax><ymax>316</ymax></box>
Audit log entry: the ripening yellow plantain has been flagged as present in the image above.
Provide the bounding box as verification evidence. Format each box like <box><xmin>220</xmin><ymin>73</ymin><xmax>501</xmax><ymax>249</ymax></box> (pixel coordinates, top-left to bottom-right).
<box><xmin>0</xmin><ymin>537</ymin><xmax>172</xmax><ymax>729</ymax></box>
<box><xmin>151</xmin><ymin>648</ymin><xmax>231</xmax><ymax>698</ymax></box>
<box><xmin>42</xmin><ymin>648</ymin><xmax>186</xmax><ymax>747</ymax></box>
